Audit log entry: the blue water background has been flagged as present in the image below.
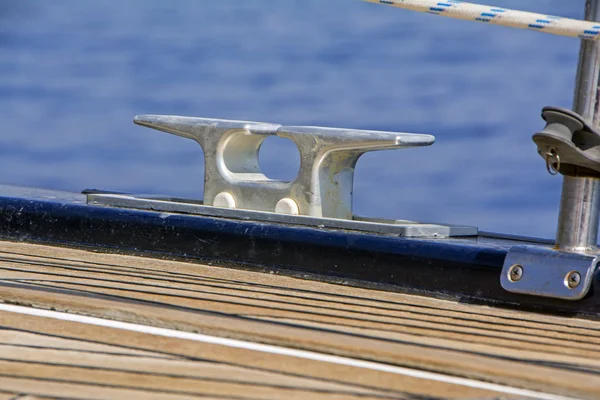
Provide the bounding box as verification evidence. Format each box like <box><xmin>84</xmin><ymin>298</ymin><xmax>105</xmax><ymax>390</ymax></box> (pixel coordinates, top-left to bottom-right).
<box><xmin>0</xmin><ymin>0</ymin><xmax>588</xmax><ymax>238</ymax></box>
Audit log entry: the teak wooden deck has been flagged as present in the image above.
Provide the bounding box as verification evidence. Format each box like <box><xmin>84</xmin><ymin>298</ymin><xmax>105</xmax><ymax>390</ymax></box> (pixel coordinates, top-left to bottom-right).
<box><xmin>0</xmin><ymin>240</ymin><xmax>597</xmax><ymax>399</ymax></box>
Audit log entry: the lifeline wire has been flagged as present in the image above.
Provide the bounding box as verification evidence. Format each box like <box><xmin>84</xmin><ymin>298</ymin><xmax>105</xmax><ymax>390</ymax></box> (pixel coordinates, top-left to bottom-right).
<box><xmin>364</xmin><ymin>0</ymin><xmax>600</xmax><ymax>39</ymax></box>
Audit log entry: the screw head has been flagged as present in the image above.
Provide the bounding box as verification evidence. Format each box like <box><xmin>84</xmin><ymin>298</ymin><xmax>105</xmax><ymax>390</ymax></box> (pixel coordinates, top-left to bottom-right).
<box><xmin>508</xmin><ymin>264</ymin><xmax>523</xmax><ymax>282</ymax></box>
<box><xmin>565</xmin><ymin>271</ymin><xmax>581</xmax><ymax>289</ymax></box>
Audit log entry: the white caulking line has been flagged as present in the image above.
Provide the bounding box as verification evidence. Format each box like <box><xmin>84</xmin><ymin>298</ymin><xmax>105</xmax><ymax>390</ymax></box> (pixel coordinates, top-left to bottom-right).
<box><xmin>0</xmin><ymin>303</ymin><xmax>577</xmax><ymax>400</ymax></box>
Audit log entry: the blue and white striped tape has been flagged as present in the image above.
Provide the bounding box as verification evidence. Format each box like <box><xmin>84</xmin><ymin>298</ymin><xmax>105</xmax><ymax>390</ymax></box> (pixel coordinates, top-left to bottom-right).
<box><xmin>366</xmin><ymin>0</ymin><xmax>600</xmax><ymax>39</ymax></box>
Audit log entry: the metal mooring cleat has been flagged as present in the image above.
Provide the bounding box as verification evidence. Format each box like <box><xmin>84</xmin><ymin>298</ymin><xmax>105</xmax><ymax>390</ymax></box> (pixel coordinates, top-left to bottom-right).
<box><xmin>133</xmin><ymin>115</ymin><xmax>434</xmax><ymax>220</ymax></box>
<box><xmin>84</xmin><ymin>114</ymin><xmax>476</xmax><ymax>238</ymax></box>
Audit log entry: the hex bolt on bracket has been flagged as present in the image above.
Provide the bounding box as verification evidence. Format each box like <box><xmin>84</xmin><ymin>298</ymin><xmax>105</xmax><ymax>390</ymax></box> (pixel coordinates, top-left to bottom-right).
<box><xmin>85</xmin><ymin>115</ymin><xmax>477</xmax><ymax>238</ymax></box>
<box><xmin>501</xmin><ymin>246</ymin><xmax>599</xmax><ymax>300</ymax></box>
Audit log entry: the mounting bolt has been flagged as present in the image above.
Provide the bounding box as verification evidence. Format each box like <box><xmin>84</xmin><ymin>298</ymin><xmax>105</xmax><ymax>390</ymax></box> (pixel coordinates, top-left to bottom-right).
<box><xmin>213</xmin><ymin>192</ymin><xmax>236</xmax><ymax>209</ymax></box>
<box><xmin>275</xmin><ymin>198</ymin><xmax>299</xmax><ymax>215</ymax></box>
<box><xmin>565</xmin><ymin>271</ymin><xmax>581</xmax><ymax>289</ymax></box>
<box><xmin>507</xmin><ymin>264</ymin><xmax>523</xmax><ymax>282</ymax></box>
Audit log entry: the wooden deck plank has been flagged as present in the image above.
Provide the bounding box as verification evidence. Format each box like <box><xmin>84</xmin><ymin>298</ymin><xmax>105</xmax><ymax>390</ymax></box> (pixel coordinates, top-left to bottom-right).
<box><xmin>0</xmin><ymin>240</ymin><xmax>597</xmax><ymax>399</ymax></box>
<box><xmin>0</xmin><ymin>359</ymin><xmax>391</xmax><ymax>400</ymax></box>
<box><xmin>0</xmin><ymin>393</ymin><xmax>34</xmax><ymax>400</ymax></box>
<box><xmin>0</xmin><ymin>312</ymin><xmax>503</xmax><ymax>400</ymax></box>
<box><xmin>0</xmin><ymin>345</ymin><xmax>386</xmax><ymax>396</ymax></box>
<box><xmin>0</xmin><ymin>243</ymin><xmax>596</xmax><ymax>331</ymax></box>
<box><xmin>0</xmin><ymin>329</ymin><xmax>175</xmax><ymax>359</ymax></box>
<box><xmin>0</xmin><ymin>376</ymin><xmax>221</xmax><ymax>400</ymax></box>
<box><xmin>0</xmin><ymin>253</ymin><xmax>597</xmax><ymax>348</ymax></box>
<box><xmin>7</xmin><ymin>275</ymin><xmax>600</xmax><ymax>369</ymax></box>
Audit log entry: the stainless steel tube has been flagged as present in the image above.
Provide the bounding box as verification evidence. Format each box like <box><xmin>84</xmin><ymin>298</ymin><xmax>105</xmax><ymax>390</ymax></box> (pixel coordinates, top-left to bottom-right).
<box><xmin>556</xmin><ymin>176</ymin><xmax>600</xmax><ymax>252</ymax></box>
<box><xmin>555</xmin><ymin>0</ymin><xmax>600</xmax><ymax>253</ymax></box>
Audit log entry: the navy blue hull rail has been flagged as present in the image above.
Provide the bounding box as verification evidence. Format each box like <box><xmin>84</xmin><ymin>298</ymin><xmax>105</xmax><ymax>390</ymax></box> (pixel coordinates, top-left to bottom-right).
<box><xmin>0</xmin><ymin>185</ymin><xmax>598</xmax><ymax>320</ymax></box>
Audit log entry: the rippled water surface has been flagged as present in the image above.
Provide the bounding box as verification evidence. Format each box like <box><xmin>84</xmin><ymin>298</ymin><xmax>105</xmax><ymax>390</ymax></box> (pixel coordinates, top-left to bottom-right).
<box><xmin>0</xmin><ymin>0</ymin><xmax>588</xmax><ymax>237</ymax></box>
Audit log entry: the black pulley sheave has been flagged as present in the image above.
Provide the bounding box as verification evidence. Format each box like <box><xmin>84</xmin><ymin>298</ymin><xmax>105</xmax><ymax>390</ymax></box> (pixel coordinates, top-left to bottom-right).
<box><xmin>533</xmin><ymin>107</ymin><xmax>600</xmax><ymax>177</ymax></box>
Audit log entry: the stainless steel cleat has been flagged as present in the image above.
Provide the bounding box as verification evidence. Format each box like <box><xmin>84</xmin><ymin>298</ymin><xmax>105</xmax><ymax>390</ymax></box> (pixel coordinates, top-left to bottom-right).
<box><xmin>86</xmin><ymin>115</ymin><xmax>476</xmax><ymax>238</ymax></box>
<box><xmin>133</xmin><ymin>115</ymin><xmax>435</xmax><ymax>220</ymax></box>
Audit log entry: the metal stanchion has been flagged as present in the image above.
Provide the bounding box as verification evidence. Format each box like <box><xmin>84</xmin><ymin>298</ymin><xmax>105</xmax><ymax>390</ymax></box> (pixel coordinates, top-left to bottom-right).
<box><xmin>555</xmin><ymin>0</ymin><xmax>600</xmax><ymax>254</ymax></box>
